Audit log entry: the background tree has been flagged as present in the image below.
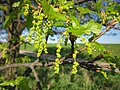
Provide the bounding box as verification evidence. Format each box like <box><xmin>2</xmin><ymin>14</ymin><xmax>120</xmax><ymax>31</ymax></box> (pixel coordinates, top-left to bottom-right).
<box><xmin>0</xmin><ymin>0</ymin><xmax>33</xmax><ymax>81</ymax></box>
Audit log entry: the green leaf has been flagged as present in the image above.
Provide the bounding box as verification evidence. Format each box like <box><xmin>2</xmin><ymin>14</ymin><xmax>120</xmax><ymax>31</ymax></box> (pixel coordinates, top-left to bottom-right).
<box><xmin>26</xmin><ymin>13</ymin><xmax>33</xmax><ymax>29</ymax></box>
<box><xmin>3</xmin><ymin>16</ymin><xmax>11</xmax><ymax>29</ymax></box>
<box><xmin>12</xmin><ymin>1</ymin><xmax>20</xmax><ymax>8</ymax></box>
<box><xmin>18</xmin><ymin>77</ymin><xmax>30</xmax><ymax>90</ymax></box>
<box><xmin>42</xmin><ymin>0</ymin><xmax>67</xmax><ymax>21</ymax></box>
<box><xmin>48</xmin><ymin>6</ymin><xmax>66</xmax><ymax>20</ymax></box>
<box><xmin>77</xmin><ymin>6</ymin><xmax>91</xmax><ymax>15</ymax></box>
<box><xmin>95</xmin><ymin>0</ymin><xmax>102</xmax><ymax>12</ymax></box>
<box><xmin>105</xmin><ymin>6</ymin><xmax>114</xmax><ymax>12</ymax></box>
<box><xmin>25</xmin><ymin>0</ymin><xmax>31</xmax><ymax>4</ymax></box>
<box><xmin>116</xmin><ymin>4</ymin><xmax>120</xmax><ymax>12</ymax></box>
<box><xmin>41</xmin><ymin>0</ymin><xmax>51</xmax><ymax>14</ymax></box>
<box><xmin>0</xmin><ymin>77</ymin><xmax>4</xmax><ymax>82</ymax></box>
<box><xmin>89</xmin><ymin>42</ymin><xmax>105</xmax><ymax>52</ymax></box>
<box><xmin>83</xmin><ymin>20</ymin><xmax>102</xmax><ymax>34</ymax></box>
<box><xmin>69</xmin><ymin>20</ymin><xmax>102</xmax><ymax>36</ymax></box>
<box><xmin>0</xmin><ymin>4</ymin><xmax>9</xmax><ymax>11</ymax></box>
<box><xmin>49</xmin><ymin>11</ymin><xmax>67</xmax><ymax>21</ymax></box>
<box><xmin>55</xmin><ymin>12</ymin><xmax>67</xmax><ymax>21</ymax></box>
<box><xmin>3</xmin><ymin>8</ymin><xmax>20</xmax><ymax>29</ymax></box>
<box><xmin>20</xmin><ymin>0</ymin><xmax>24</xmax><ymax>6</ymax></box>
<box><xmin>19</xmin><ymin>0</ymin><xmax>31</xmax><ymax>7</ymax></box>
<box><xmin>0</xmin><ymin>80</ymin><xmax>15</xmax><ymax>87</ymax></box>
<box><xmin>58</xmin><ymin>0</ymin><xmax>66</xmax><ymax>5</ymax></box>
<box><xmin>105</xmin><ymin>3</ymin><xmax>118</xmax><ymax>16</ymax></box>
<box><xmin>86</xmin><ymin>42</ymin><xmax>105</xmax><ymax>56</ymax></box>
<box><xmin>69</xmin><ymin>26</ymin><xmax>85</xmax><ymax>36</ymax></box>
<box><xmin>71</xmin><ymin>16</ymin><xmax>80</xmax><ymax>28</ymax></box>
<box><xmin>54</xmin><ymin>21</ymin><xmax>65</xmax><ymax>27</ymax></box>
<box><xmin>68</xmin><ymin>16</ymin><xmax>84</xmax><ymax>36</ymax></box>
<box><xmin>15</xmin><ymin>76</ymin><xmax>24</xmax><ymax>85</ymax></box>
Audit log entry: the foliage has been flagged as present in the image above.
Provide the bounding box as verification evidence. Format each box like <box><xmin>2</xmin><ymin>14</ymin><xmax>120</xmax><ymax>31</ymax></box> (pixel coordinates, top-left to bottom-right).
<box><xmin>0</xmin><ymin>76</ymin><xmax>31</xmax><ymax>90</ymax></box>
<box><xmin>0</xmin><ymin>0</ymin><xmax>120</xmax><ymax>89</ymax></box>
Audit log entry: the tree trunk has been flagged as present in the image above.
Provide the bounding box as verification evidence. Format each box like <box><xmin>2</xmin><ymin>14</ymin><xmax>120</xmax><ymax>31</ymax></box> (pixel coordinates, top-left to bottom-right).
<box><xmin>5</xmin><ymin>21</ymin><xmax>22</xmax><ymax>80</ymax></box>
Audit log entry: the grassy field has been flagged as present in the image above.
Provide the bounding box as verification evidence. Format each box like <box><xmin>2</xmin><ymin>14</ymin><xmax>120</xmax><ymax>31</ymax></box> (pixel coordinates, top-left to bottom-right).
<box><xmin>19</xmin><ymin>44</ymin><xmax>120</xmax><ymax>90</ymax></box>
<box><xmin>20</xmin><ymin>43</ymin><xmax>120</xmax><ymax>56</ymax></box>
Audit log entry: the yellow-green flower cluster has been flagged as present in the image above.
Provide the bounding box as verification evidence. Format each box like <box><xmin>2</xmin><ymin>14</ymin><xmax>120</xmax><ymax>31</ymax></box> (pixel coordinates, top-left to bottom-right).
<box><xmin>28</xmin><ymin>8</ymin><xmax>49</xmax><ymax>57</ymax></box>
<box><xmin>71</xmin><ymin>61</ymin><xmax>79</xmax><ymax>74</ymax></box>
<box><xmin>71</xmin><ymin>49</ymin><xmax>79</xmax><ymax>74</ymax></box>
<box><xmin>54</xmin><ymin>37</ymin><xmax>62</xmax><ymax>74</ymax></box>
<box><xmin>72</xmin><ymin>50</ymin><xmax>78</xmax><ymax>59</ymax></box>
<box><xmin>85</xmin><ymin>42</ymin><xmax>92</xmax><ymax>55</ymax></box>
<box><xmin>23</xmin><ymin>4</ymin><xmax>29</xmax><ymax>16</ymax></box>
<box><xmin>54</xmin><ymin>58</ymin><xmax>60</xmax><ymax>74</ymax></box>
<box><xmin>101</xmin><ymin>71</ymin><xmax>109</xmax><ymax>79</ymax></box>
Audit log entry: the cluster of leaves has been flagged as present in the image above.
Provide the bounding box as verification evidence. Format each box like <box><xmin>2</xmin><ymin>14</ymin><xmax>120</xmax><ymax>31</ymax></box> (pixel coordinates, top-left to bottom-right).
<box><xmin>0</xmin><ymin>76</ymin><xmax>31</xmax><ymax>90</ymax></box>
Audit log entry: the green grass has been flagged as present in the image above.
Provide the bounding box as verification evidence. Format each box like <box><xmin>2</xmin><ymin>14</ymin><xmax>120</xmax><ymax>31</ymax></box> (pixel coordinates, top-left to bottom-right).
<box><xmin>102</xmin><ymin>44</ymin><xmax>120</xmax><ymax>56</ymax></box>
<box><xmin>15</xmin><ymin>44</ymin><xmax>120</xmax><ymax>90</ymax></box>
<box><xmin>20</xmin><ymin>43</ymin><xmax>120</xmax><ymax>57</ymax></box>
<box><xmin>20</xmin><ymin>43</ymin><xmax>36</xmax><ymax>52</ymax></box>
<box><xmin>1</xmin><ymin>43</ymin><xmax>120</xmax><ymax>90</ymax></box>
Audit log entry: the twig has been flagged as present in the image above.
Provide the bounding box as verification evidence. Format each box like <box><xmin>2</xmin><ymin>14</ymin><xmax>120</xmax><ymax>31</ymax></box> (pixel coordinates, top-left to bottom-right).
<box><xmin>0</xmin><ymin>42</ymin><xmax>23</xmax><ymax>59</ymax></box>
<box><xmin>0</xmin><ymin>20</ymin><xmax>118</xmax><ymax>90</ymax></box>
<box><xmin>59</xmin><ymin>20</ymin><xmax>118</xmax><ymax>62</ymax></box>
<box><xmin>79</xmin><ymin>19</ymin><xmax>118</xmax><ymax>53</ymax></box>
<box><xmin>74</xmin><ymin>0</ymin><xmax>94</xmax><ymax>5</ymax></box>
<box><xmin>0</xmin><ymin>61</ymin><xmax>42</xmax><ymax>71</ymax></box>
<box><xmin>0</xmin><ymin>58</ymin><xmax>117</xmax><ymax>72</ymax></box>
<box><xmin>31</xmin><ymin>66</ymin><xmax>42</xmax><ymax>90</ymax></box>
<box><xmin>6</xmin><ymin>42</ymin><xmax>23</xmax><ymax>53</ymax></box>
<box><xmin>0</xmin><ymin>59</ymin><xmax>43</xmax><ymax>90</ymax></box>
<box><xmin>1</xmin><ymin>20</ymin><xmax>117</xmax><ymax>70</ymax></box>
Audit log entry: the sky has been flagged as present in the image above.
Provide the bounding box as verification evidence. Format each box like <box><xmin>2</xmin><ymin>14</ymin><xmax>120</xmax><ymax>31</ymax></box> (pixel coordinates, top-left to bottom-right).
<box><xmin>97</xmin><ymin>30</ymin><xmax>120</xmax><ymax>44</ymax></box>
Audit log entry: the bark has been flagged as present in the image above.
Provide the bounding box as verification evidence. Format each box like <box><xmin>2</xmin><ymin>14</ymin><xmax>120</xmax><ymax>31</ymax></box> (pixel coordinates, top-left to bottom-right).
<box><xmin>5</xmin><ymin>20</ymin><xmax>22</xmax><ymax>80</ymax></box>
<box><xmin>74</xmin><ymin>0</ymin><xmax>96</xmax><ymax>4</ymax></box>
<box><xmin>4</xmin><ymin>0</ymin><xmax>24</xmax><ymax>80</ymax></box>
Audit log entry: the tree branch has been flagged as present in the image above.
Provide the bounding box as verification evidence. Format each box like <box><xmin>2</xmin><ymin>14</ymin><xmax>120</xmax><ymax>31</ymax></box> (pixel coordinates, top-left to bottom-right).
<box><xmin>59</xmin><ymin>20</ymin><xmax>118</xmax><ymax>62</ymax></box>
<box><xmin>31</xmin><ymin>66</ymin><xmax>42</xmax><ymax>90</ymax></box>
<box><xmin>1</xmin><ymin>20</ymin><xmax>118</xmax><ymax>71</ymax></box>
<box><xmin>0</xmin><ymin>61</ymin><xmax>42</xmax><ymax>71</ymax></box>
<box><xmin>74</xmin><ymin>0</ymin><xmax>95</xmax><ymax>5</ymax></box>
<box><xmin>79</xmin><ymin>19</ymin><xmax>118</xmax><ymax>53</ymax></box>
<box><xmin>0</xmin><ymin>58</ymin><xmax>118</xmax><ymax>73</ymax></box>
